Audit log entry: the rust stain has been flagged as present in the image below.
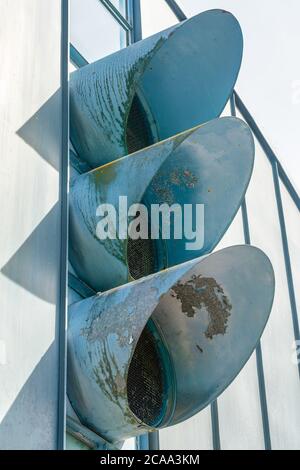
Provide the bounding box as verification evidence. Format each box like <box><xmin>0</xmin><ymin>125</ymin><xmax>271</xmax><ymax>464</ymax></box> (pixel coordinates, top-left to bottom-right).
<box><xmin>170</xmin><ymin>168</ymin><xmax>198</xmax><ymax>189</ymax></box>
<box><xmin>171</xmin><ymin>275</ymin><xmax>232</xmax><ymax>340</ymax></box>
<box><xmin>92</xmin><ymin>161</ymin><xmax>117</xmax><ymax>187</ymax></box>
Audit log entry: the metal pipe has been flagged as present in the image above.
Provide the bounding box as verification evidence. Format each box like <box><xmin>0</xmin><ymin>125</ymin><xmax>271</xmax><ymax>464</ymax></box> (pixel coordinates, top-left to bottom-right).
<box><xmin>131</xmin><ymin>0</ymin><xmax>142</xmax><ymax>42</ymax></box>
<box><xmin>165</xmin><ymin>0</ymin><xmax>187</xmax><ymax>21</ymax></box>
<box><xmin>57</xmin><ymin>0</ymin><xmax>70</xmax><ymax>450</ymax></box>
<box><xmin>210</xmin><ymin>401</ymin><xmax>221</xmax><ymax>450</ymax></box>
<box><xmin>99</xmin><ymin>0</ymin><xmax>133</xmax><ymax>32</ymax></box>
<box><xmin>70</xmin><ymin>44</ymin><xmax>88</xmax><ymax>69</ymax></box>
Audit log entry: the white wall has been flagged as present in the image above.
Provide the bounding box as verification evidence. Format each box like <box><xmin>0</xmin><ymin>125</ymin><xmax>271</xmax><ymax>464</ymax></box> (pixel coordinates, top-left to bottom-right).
<box><xmin>0</xmin><ymin>0</ymin><xmax>64</xmax><ymax>449</ymax></box>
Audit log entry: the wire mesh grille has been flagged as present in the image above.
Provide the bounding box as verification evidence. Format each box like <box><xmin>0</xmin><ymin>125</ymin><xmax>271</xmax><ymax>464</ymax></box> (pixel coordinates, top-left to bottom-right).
<box><xmin>126</xmin><ymin>93</ymin><xmax>154</xmax><ymax>154</ymax></box>
<box><xmin>127</xmin><ymin>325</ymin><xmax>165</xmax><ymax>426</ymax></box>
<box><xmin>127</xmin><ymin>236</ymin><xmax>156</xmax><ymax>280</ymax></box>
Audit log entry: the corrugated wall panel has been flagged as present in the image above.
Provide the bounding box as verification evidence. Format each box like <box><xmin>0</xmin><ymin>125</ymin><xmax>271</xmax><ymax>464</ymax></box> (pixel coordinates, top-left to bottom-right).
<box><xmin>246</xmin><ymin>136</ymin><xmax>300</xmax><ymax>450</ymax></box>
<box><xmin>216</xmin><ymin>211</ymin><xmax>266</xmax><ymax>450</ymax></box>
<box><xmin>159</xmin><ymin>408</ymin><xmax>213</xmax><ymax>450</ymax></box>
<box><xmin>0</xmin><ymin>0</ymin><xmax>65</xmax><ymax>449</ymax></box>
<box><xmin>280</xmin><ymin>183</ymin><xmax>300</xmax><ymax>331</ymax></box>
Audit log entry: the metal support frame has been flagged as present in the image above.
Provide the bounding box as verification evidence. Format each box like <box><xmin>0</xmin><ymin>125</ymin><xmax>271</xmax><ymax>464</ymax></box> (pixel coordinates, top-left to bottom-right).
<box><xmin>231</xmin><ymin>94</ymin><xmax>272</xmax><ymax>451</ymax></box>
<box><xmin>234</xmin><ymin>91</ymin><xmax>300</xmax><ymax>379</ymax></box>
<box><xmin>99</xmin><ymin>0</ymin><xmax>132</xmax><ymax>32</ymax></box>
<box><xmin>136</xmin><ymin>432</ymin><xmax>160</xmax><ymax>451</ymax></box>
<box><xmin>70</xmin><ymin>44</ymin><xmax>89</xmax><ymax>68</ymax></box>
<box><xmin>68</xmin><ymin>273</ymin><xmax>97</xmax><ymax>299</ymax></box>
<box><xmin>271</xmin><ymin>161</ymin><xmax>300</xmax><ymax>377</ymax></box>
<box><xmin>129</xmin><ymin>0</ymin><xmax>142</xmax><ymax>42</ymax></box>
<box><xmin>165</xmin><ymin>0</ymin><xmax>187</xmax><ymax>21</ymax></box>
<box><xmin>67</xmin><ymin>416</ymin><xmax>118</xmax><ymax>450</ymax></box>
<box><xmin>58</xmin><ymin>0</ymin><xmax>70</xmax><ymax>450</ymax></box>
<box><xmin>234</xmin><ymin>92</ymin><xmax>300</xmax><ymax>211</ymax></box>
<box><xmin>210</xmin><ymin>401</ymin><xmax>221</xmax><ymax>450</ymax></box>
<box><xmin>67</xmin><ymin>0</ymin><xmax>300</xmax><ymax>451</ymax></box>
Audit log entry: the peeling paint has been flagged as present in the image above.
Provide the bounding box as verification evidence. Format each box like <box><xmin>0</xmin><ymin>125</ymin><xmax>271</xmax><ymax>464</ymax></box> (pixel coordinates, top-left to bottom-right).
<box><xmin>171</xmin><ymin>275</ymin><xmax>232</xmax><ymax>339</ymax></box>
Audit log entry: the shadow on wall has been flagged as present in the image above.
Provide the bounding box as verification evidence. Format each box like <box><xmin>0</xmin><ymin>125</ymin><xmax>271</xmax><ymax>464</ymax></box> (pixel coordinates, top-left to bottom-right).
<box><xmin>0</xmin><ymin>342</ymin><xmax>59</xmax><ymax>450</ymax></box>
<box><xmin>16</xmin><ymin>89</ymin><xmax>63</xmax><ymax>172</ymax></box>
<box><xmin>1</xmin><ymin>202</ymin><xmax>61</xmax><ymax>304</ymax></box>
<box><xmin>2</xmin><ymin>88</ymin><xmax>65</xmax><ymax>302</ymax></box>
<box><xmin>0</xmin><ymin>89</ymin><xmax>64</xmax><ymax>449</ymax></box>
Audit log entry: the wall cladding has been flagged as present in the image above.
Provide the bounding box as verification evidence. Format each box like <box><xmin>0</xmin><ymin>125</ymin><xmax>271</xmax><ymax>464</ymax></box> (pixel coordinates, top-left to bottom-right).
<box><xmin>0</xmin><ymin>0</ymin><xmax>65</xmax><ymax>449</ymax></box>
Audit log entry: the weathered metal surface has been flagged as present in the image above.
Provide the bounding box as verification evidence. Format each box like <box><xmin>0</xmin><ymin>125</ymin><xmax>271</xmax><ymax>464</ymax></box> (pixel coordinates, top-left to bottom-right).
<box><xmin>67</xmin><ymin>245</ymin><xmax>275</xmax><ymax>443</ymax></box>
<box><xmin>69</xmin><ymin>117</ymin><xmax>254</xmax><ymax>292</ymax></box>
<box><xmin>70</xmin><ymin>9</ymin><xmax>243</xmax><ymax>168</ymax></box>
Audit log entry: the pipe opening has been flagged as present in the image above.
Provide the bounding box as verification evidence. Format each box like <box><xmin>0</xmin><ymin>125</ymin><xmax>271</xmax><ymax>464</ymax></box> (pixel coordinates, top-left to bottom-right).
<box><xmin>127</xmin><ymin>207</ymin><xmax>166</xmax><ymax>280</ymax></box>
<box><xmin>126</xmin><ymin>93</ymin><xmax>156</xmax><ymax>154</ymax></box>
<box><xmin>127</xmin><ymin>321</ymin><xmax>175</xmax><ymax>427</ymax></box>
<box><xmin>127</xmin><ymin>236</ymin><xmax>157</xmax><ymax>280</ymax></box>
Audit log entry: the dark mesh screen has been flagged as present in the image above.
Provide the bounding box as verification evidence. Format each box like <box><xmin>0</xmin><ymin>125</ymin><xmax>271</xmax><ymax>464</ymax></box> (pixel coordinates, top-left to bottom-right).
<box><xmin>126</xmin><ymin>93</ymin><xmax>158</xmax><ymax>279</ymax></box>
<box><xmin>127</xmin><ymin>236</ymin><xmax>156</xmax><ymax>280</ymax></box>
<box><xmin>126</xmin><ymin>94</ymin><xmax>154</xmax><ymax>154</ymax></box>
<box><xmin>127</xmin><ymin>325</ymin><xmax>165</xmax><ymax>426</ymax></box>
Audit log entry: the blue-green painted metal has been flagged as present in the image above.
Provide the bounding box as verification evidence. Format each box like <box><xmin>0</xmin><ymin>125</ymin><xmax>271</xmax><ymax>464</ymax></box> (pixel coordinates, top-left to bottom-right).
<box><xmin>69</xmin><ymin>117</ymin><xmax>254</xmax><ymax>292</ymax></box>
<box><xmin>57</xmin><ymin>0</ymin><xmax>69</xmax><ymax>450</ymax></box>
<box><xmin>68</xmin><ymin>272</ymin><xmax>97</xmax><ymax>299</ymax></box>
<box><xmin>70</xmin><ymin>9</ymin><xmax>243</xmax><ymax>168</ymax></box>
<box><xmin>210</xmin><ymin>400</ymin><xmax>221</xmax><ymax>450</ymax></box>
<box><xmin>99</xmin><ymin>0</ymin><xmax>132</xmax><ymax>32</ymax></box>
<box><xmin>67</xmin><ymin>245</ymin><xmax>275</xmax><ymax>444</ymax></box>
<box><xmin>165</xmin><ymin>0</ymin><xmax>187</xmax><ymax>21</ymax></box>
<box><xmin>70</xmin><ymin>44</ymin><xmax>89</xmax><ymax>69</ymax></box>
<box><xmin>129</xmin><ymin>0</ymin><xmax>142</xmax><ymax>43</ymax></box>
<box><xmin>67</xmin><ymin>415</ymin><xmax>119</xmax><ymax>450</ymax></box>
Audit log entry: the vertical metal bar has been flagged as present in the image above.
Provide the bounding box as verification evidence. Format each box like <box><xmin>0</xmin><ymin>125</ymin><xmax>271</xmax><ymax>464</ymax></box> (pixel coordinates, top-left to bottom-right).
<box><xmin>241</xmin><ymin>196</ymin><xmax>272</xmax><ymax>450</ymax></box>
<box><xmin>131</xmin><ymin>0</ymin><xmax>142</xmax><ymax>42</ymax></box>
<box><xmin>149</xmin><ymin>431</ymin><xmax>160</xmax><ymax>450</ymax></box>
<box><xmin>231</xmin><ymin>93</ymin><xmax>272</xmax><ymax>450</ymax></box>
<box><xmin>125</xmin><ymin>0</ymin><xmax>132</xmax><ymax>45</ymax></box>
<box><xmin>210</xmin><ymin>401</ymin><xmax>221</xmax><ymax>450</ymax></box>
<box><xmin>255</xmin><ymin>343</ymin><xmax>272</xmax><ymax>450</ymax></box>
<box><xmin>164</xmin><ymin>0</ymin><xmax>187</xmax><ymax>21</ymax></box>
<box><xmin>57</xmin><ymin>0</ymin><xmax>70</xmax><ymax>450</ymax></box>
<box><xmin>136</xmin><ymin>432</ymin><xmax>160</xmax><ymax>450</ymax></box>
<box><xmin>136</xmin><ymin>434</ymin><xmax>150</xmax><ymax>450</ymax></box>
<box><xmin>272</xmin><ymin>160</ymin><xmax>300</xmax><ymax>378</ymax></box>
